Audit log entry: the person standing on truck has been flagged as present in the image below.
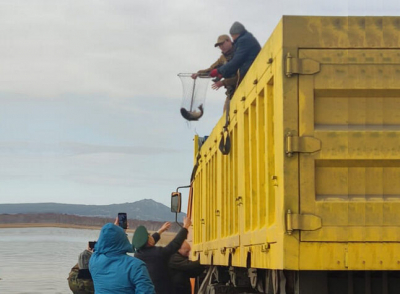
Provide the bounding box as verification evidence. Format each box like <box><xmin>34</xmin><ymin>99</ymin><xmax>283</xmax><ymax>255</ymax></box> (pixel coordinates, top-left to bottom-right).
<box><xmin>133</xmin><ymin>217</ymin><xmax>192</xmax><ymax>294</ymax></box>
<box><xmin>168</xmin><ymin>240</ymin><xmax>204</xmax><ymax>294</ymax></box>
<box><xmin>89</xmin><ymin>223</ymin><xmax>155</xmax><ymax>294</ymax></box>
<box><xmin>210</xmin><ymin>21</ymin><xmax>261</xmax><ymax>86</ymax></box>
<box><xmin>192</xmin><ymin>34</ymin><xmax>238</xmax><ymax>111</ymax></box>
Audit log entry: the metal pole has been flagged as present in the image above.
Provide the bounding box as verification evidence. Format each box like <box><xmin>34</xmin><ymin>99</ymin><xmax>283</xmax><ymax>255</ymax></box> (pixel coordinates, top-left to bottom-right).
<box><xmin>174</xmin><ymin>185</ymin><xmax>191</xmax><ymax>227</ymax></box>
<box><xmin>189</xmin><ymin>78</ymin><xmax>196</xmax><ymax>111</ymax></box>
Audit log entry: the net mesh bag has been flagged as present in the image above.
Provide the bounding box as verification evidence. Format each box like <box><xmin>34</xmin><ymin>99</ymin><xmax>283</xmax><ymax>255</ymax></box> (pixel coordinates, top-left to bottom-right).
<box><xmin>178</xmin><ymin>73</ymin><xmax>212</xmax><ymax>121</ymax></box>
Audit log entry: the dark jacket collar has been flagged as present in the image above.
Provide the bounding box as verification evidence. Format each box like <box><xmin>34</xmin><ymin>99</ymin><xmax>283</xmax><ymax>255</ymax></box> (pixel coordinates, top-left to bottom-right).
<box><xmin>233</xmin><ymin>30</ymin><xmax>248</xmax><ymax>45</ymax></box>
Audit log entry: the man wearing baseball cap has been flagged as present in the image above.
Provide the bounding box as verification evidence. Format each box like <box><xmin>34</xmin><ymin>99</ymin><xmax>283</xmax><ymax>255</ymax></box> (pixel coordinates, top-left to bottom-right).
<box><xmin>210</xmin><ymin>21</ymin><xmax>261</xmax><ymax>86</ymax></box>
<box><xmin>192</xmin><ymin>34</ymin><xmax>238</xmax><ymax>110</ymax></box>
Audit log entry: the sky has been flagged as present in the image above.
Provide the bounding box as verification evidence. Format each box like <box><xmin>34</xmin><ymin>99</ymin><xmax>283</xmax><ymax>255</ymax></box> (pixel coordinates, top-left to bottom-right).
<box><xmin>0</xmin><ymin>0</ymin><xmax>398</xmax><ymax>208</ymax></box>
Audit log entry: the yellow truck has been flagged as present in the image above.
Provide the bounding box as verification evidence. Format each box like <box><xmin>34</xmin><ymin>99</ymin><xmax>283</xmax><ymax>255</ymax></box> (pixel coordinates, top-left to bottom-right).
<box><xmin>172</xmin><ymin>16</ymin><xmax>400</xmax><ymax>293</ymax></box>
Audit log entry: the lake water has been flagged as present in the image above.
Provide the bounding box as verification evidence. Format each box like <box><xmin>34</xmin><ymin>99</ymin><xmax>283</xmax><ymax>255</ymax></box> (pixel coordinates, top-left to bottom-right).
<box><xmin>0</xmin><ymin>227</ymin><xmax>117</xmax><ymax>294</ymax></box>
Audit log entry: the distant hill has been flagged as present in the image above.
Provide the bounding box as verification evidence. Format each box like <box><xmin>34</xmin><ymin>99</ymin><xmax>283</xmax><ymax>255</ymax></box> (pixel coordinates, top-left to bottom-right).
<box><xmin>0</xmin><ymin>213</ymin><xmax>183</xmax><ymax>232</ymax></box>
<box><xmin>0</xmin><ymin>199</ymin><xmax>185</xmax><ymax>222</ymax></box>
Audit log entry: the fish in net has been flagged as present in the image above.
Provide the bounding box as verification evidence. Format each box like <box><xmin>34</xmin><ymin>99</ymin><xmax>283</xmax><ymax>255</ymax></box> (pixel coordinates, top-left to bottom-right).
<box><xmin>178</xmin><ymin>73</ymin><xmax>212</xmax><ymax>121</ymax></box>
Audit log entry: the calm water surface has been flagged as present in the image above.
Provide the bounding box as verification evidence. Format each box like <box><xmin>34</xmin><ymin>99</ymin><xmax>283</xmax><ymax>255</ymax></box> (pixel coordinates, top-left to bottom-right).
<box><xmin>0</xmin><ymin>227</ymin><xmax>125</xmax><ymax>294</ymax></box>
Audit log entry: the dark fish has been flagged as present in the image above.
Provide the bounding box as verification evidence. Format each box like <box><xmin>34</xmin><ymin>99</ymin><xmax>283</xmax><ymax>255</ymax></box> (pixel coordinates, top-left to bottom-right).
<box><xmin>180</xmin><ymin>104</ymin><xmax>204</xmax><ymax>121</ymax></box>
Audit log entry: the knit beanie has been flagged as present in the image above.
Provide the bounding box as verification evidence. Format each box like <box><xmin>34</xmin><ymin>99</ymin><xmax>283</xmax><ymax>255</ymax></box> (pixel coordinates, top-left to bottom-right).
<box><xmin>78</xmin><ymin>250</ymin><xmax>92</xmax><ymax>269</ymax></box>
<box><xmin>229</xmin><ymin>21</ymin><xmax>245</xmax><ymax>35</ymax></box>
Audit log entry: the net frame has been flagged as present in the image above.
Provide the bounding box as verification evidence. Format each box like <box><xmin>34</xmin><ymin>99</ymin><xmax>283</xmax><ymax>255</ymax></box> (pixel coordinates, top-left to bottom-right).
<box><xmin>178</xmin><ymin>73</ymin><xmax>212</xmax><ymax>112</ymax></box>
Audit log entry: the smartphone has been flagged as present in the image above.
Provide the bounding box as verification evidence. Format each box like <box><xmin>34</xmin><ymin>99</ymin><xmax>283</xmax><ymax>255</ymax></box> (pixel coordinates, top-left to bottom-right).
<box><xmin>88</xmin><ymin>241</ymin><xmax>97</xmax><ymax>250</ymax></box>
<box><xmin>118</xmin><ymin>212</ymin><xmax>128</xmax><ymax>229</ymax></box>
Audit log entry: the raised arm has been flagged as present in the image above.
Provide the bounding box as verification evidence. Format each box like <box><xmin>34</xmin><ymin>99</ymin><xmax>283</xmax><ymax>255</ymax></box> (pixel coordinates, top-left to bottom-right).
<box><xmin>192</xmin><ymin>55</ymin><xmax>226</xmax><ymax>79</ymax></box>
<box><xmin>152</xmin><ymin>222</ymin><xmax>171</xmax><ymax>245</ymax></box>
<box><xmin>161</xmin><ymin>217</ymin><xmax>191</xmax><ymax>257</ymax></box>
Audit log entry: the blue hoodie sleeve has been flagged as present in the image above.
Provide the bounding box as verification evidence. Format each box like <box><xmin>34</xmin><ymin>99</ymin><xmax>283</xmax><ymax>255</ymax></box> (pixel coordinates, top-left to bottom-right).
<box><xmin>129</xmin><ymin>260</ymin><xmax>155</xmax><ymax>294</ymax></box>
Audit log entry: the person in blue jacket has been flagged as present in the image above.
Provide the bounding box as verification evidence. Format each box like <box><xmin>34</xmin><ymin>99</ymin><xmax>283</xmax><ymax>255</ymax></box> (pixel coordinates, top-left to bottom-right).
<box><xmin>89</xmin><ymin>223</ymin><xmax>155</xmax><ymax>294</ymax></box>
<box><xmin>210</xmin><ymin>21</ymin><xmax>261</xmax><ymax>86</ymax></box>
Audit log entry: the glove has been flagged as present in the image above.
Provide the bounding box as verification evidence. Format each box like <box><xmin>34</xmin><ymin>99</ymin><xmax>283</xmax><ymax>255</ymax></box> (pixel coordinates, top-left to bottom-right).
<box><xmin>210</xmin><ymin>69</ymin><xmax>219</xmax><ymax>77</ymax></box>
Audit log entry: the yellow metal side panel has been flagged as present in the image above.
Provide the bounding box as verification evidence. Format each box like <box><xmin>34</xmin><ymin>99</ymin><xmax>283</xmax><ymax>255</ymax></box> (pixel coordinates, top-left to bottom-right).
<box><xmin>283</xmin><ymin>16</ymin><xmax>400</xmax><ymax>49</ymax></box>
<box><xmin>266</xmin><ymin>78</ymin><xmax>276</xmax><ymax>228</ymax></box>
<box><xmin>192</xmin><ymin>164</ymin><xmax>204</xmax><ymax>254</ymax></box>
<box><xmin>194</xmin><ymin>169</ymin><xmax>200</xmax><ymax>246</ymax></box>
<box><xmin>241</xmin><ymin>72</ymin><xmax>280</xmax><ymax>245</ymax></box>
<box><xmin>257</xmin><ymin>85</ymin><xmax>266</xmax><ymax>229</ymax></box>
<box><xmin>347</xmin><ymin>243</ymin><xmax>400</xmax><ymax>270</ymax></box>
<box><xmin>300</xmin><ymin>242</ymin><xmax>400</xmax><ymax>270</ymax></box>
<box><xmin>205</xmin><ymin>160</ymin><xmax>211</xmax><ymax>243</ymax></box>
<box><xmin>204</xmin><ymin>152</ymin><xmax>218</xmax><ymax>243</ymax></box>
<box><xmin>232</xmin><ymin>124</ymin><xmax>239</xmax><ymax>237</ymax></box>
<box><xmin>299</xmin><ymin>49</ymin><xmax>400</xmax><ymax>244</ymax></box>
<box><xmin>192</xmin><ymin>15</ymin><xmax>400</xmax><ymax>272</ymax></box>
<box><xmin>191</xmin><ymin>18</ymin><xmax>285</xmax><ymax>269</ymax></box>
<box><xmin>243</xmin><ymin>105</ymin><xmax>251</xmax><ymax>233</ymax></box>
<box><xmin>280</xmin><ymin>53</ymin><xmax>301</xmax><ymax>270</ymax></box>
<box><xmin>299</xmin><ymin>242</ymin><xmax>348</xmax><ymax>270</ymax></box>
<box><xmin>240</xmin><ymin>22</ymin><xmax>284</xmax><ymax>269</ymax></box>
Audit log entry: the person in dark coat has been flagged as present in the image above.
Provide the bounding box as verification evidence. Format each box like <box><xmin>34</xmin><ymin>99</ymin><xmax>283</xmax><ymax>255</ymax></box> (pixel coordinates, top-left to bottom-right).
<box><xmin>168</xmin><ymin>241</ymin><xmax>204</xmax><ymax>294</ymax></box>
<box><xmin>210</xmin><ymin>21</ymin><xmax>261</xmax><ymax>85</ymax></box>
<box><xmin>133</xmin><ymin>217</ymin><xmax>191</xmax><ymax>294</ymax></box>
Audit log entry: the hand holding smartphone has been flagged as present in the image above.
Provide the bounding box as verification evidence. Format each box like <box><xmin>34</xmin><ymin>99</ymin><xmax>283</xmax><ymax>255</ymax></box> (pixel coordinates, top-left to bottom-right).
<box><xmin>88</xmin><ymin>241</ymin><xmax>97</xmax><ymax>250</ymax></box>
<box><xmin>118</xmin><ymin>212</ymin><xmax>128</xmax><ymax>229</ymax></box>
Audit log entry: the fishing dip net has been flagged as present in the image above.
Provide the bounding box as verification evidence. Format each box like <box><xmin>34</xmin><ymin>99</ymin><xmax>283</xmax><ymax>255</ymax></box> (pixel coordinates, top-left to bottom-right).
<box><xmin>178</xmin><ymin>73</ymin><xmax>212</xmax><ymax>121</ymax></box>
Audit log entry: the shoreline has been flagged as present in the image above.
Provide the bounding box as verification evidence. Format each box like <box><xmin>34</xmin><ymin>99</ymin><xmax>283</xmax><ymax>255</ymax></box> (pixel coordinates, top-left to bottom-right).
<box><xmin>0</xmin><ymin>223</ymin><xmax>103</xmax><ymax>230</ymax></box>
<box><xmin>0</xmin><ymin>223</ymin><xmax>177</xmax><ymax>243</ymax></box>
<box><xmin>0</xmin><ymin>223</ymin><xmax>141</xmax><ymax>233</ymax></box>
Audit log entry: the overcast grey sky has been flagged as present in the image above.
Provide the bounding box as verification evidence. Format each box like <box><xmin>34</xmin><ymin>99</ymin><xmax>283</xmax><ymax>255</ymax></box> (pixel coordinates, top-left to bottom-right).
<box><xmin>0</xmin><ymin>0</ymin><xmax>398</xmax><ymax>207</ymax></box>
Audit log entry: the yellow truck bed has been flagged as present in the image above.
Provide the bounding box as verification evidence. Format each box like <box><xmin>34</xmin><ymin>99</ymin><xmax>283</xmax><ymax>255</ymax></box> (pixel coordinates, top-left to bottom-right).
<box><xmin>191</xmin><ymin>16</ymin><xmax>400</xmax><ymax>273</ymax></box>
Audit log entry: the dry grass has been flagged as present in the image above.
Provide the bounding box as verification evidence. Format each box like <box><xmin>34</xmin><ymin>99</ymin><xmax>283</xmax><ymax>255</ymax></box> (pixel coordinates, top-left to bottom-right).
<box><xmin>153</xmin><ymin>232</ymin><xmax>176</xmax><ymax>246</ymax></box>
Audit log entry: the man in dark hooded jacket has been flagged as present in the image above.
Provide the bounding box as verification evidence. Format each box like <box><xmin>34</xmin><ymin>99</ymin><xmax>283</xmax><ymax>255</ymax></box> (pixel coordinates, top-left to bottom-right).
<box><xmin>168</xmin><ymin>241</ymin><xmax>204</xmax><ymax>294</ymax></box>
<box><xmin>133</xmin><ymin>217</ymin><xmax>191</xmax><ymax>294</ymax></box>
<box><xmin>210</xmin><ymin>21</ymin><xmax>261</xmax><ymax>85</ymax></box>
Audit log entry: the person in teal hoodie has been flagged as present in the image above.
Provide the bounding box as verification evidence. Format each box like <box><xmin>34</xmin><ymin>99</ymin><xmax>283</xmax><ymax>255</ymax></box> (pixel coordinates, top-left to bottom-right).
<box><xmin>89</xmin><ymin>223</ymin><xmax>155</xmax><ymax>294</ymax></box>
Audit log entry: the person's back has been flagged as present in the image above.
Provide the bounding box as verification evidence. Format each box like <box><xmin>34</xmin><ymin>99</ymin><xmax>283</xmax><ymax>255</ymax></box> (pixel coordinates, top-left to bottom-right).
<box><xmin>77</xmin><ymin>248</ymin><xmax>93</xmax><ymax>279</ymax></box>
<box><xmin>89</xmin><ymin>223</ymin><xmax>155</xmax><ymax>294</ymax></box>
<box><xmin>168</xmin><ymin>241</ymin><xmax>204</xmax><ymax>294</ymax></box>
<box><xmin>68</xmin><ymin>246</ymin><xmax>94</xmax><ymax>294</ymax></box>
<box><xmin>135</xmin><ymin>245</ymin><xmax>173</xmax><ymax>294</ymax></box>
<box><xmin>68</xmin><ymin>263</ymin><xmax>94</xmax><ymax>294</ymax></box>
<box><xmin>232</xmin><ymin>29</ymin><xmax>261</xmax><ymax>81</ymax></box>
